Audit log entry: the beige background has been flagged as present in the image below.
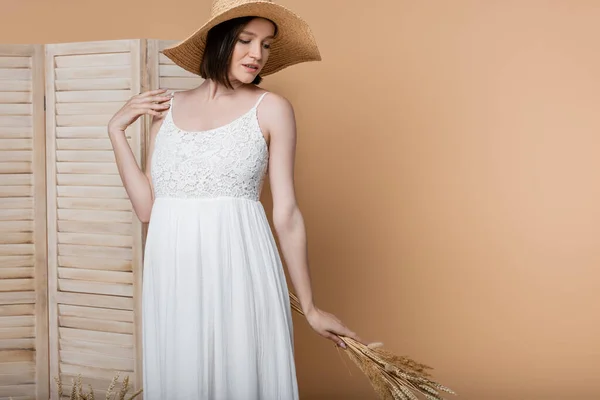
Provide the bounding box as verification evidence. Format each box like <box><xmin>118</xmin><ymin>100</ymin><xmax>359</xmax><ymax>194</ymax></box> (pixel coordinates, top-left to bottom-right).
<box><xmin>3</xmin><ymin>0</ymin><xmax>600</xmax><ymax>398</ymax></box>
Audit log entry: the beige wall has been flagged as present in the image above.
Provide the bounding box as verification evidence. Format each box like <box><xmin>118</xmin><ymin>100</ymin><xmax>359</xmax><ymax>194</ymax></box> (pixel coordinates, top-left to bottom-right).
<box><xmin>3</xmin><ymin>0</ymin><xmax>600</xmax><ymax>398</ymax></box>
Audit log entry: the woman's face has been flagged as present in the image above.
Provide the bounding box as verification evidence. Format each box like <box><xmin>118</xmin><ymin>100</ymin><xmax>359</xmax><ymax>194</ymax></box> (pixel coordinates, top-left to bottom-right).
<box><xmin>228</xmin><ymin>18</ymin><xmax>276</xmax><ymax>84</ymax></box>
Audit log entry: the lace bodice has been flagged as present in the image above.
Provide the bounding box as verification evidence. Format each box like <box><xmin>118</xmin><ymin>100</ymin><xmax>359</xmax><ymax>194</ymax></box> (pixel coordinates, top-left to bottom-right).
<box><xmin>151</xmin><ymin>93</ymin><xmax>269</xmax><ymax>201</ymax></box>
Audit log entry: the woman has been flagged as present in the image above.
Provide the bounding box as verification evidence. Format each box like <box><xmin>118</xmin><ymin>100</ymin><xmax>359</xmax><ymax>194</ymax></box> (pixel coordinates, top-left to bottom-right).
<box><xmin>107</xmin><ymin>0</ymin><xmax>361</xmax><ymax>398</ymax></box>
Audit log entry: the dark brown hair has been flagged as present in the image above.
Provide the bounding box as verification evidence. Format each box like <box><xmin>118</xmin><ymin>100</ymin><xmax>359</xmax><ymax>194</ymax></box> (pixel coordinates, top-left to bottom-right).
<box><xmin>199</xmin><ymin>17</ymin><xmax>278</xmax><ymax>88</ymax></box>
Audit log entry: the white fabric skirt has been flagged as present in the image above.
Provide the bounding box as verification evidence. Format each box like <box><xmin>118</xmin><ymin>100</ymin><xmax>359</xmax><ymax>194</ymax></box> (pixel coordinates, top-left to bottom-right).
<box><xmin>142</xmin><ymin>196</ymin><xmax>298</xmax><ymax>400</ymax></box>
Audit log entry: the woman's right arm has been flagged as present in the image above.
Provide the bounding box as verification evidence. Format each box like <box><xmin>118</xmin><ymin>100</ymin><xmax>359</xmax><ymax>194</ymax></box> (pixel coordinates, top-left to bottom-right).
<box><xmin>107</xmin><ymin>89</ymin><xmax>173</xmax><ymax>223</ymax></box>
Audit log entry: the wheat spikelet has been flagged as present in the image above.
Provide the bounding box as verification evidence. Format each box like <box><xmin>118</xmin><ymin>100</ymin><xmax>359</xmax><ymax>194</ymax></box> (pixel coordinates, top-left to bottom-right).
<box><xmin>69</xmin><ymin>377</ymin><xmax>77</xmax><ymax>400</ymax></box>
<box><xmin>383</xmin><ymin>372</ymin><xmax>409</xmax><ymax>400</ymax></box>
<box><xmin>419</xmin><ymin>384</ymin><xmax>441</xmax><ymax>396</ymax></box>
<box><xmin>54</xmin><ymin>376</ymin><xmax>64</xmax><ymax>398</ymax></box>
<box><xmin>105</xmin><ymin>373</ymin><xmax>119</xmax><ymax>400</ymax></box>
<box><xmin>423</xmin><ymin>393</ymin><xmax>443</xmax><ymax>400</ymax></box>
<box><xmin>88</xmin><ymin>384</ymin><xmax>95</xmax><ymax>400</ymax></box>
<box><xmin>432</xmin><ymin>383</ymin><xmax>457</xmax><ymax>395</ymax></box>
<box><xmin>76</xmin><ymin>374</ymin><xmax>88</xmax><ymax>400</ymax></box>
<box><xmin>117</xmin><ymin>375</ymin><xmax>130</xmax><ymax>400</ymax></box>
<box><xmin>127</xmin><ymin>387</ymin><xmax>143</xmax><ymax>400</ymax></box>
<box><xmin>400</xmin><ymin>385</ymin><xmax>419</xmax><ymax>400</ymax></box>
<box><xmin>289</xmin><ymin>292</ymin><xmax>457</xmax><ymax>400</ymax></box>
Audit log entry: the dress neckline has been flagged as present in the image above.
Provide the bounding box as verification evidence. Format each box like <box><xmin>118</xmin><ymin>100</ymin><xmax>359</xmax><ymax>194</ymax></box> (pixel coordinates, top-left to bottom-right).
<box><xmin>168</xmin><ymin>91</ymin><xmax>269</xmax><ymax>134</ymax></box>
<box><xmin>168</xmin><ymin>105</ymin><xmax>255</xmax><ymax>135</ymax></box>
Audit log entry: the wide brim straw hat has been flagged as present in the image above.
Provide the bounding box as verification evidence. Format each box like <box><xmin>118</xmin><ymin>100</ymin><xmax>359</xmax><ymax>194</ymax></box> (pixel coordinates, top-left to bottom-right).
<box><xmin>162</xmin><ymin>0</ymin><xmax>321</xmax><ymax>77</ymax></box>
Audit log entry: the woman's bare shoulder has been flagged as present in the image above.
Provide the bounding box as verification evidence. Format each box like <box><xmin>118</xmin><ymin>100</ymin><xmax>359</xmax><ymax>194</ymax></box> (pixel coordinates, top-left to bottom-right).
<box><xmin>260</xmin><ymin>90</ymin><xmax>294</xmax><ymax>115</ymax></box>
<box><xmin>171</xmin><ymin>88</ymin><xmax>198</xmax><ymax>102</ymax></box>
<box><xmin>258</xmin><ymin>90</ymin><xmax>295</xmax><ymax>136</ymax></box>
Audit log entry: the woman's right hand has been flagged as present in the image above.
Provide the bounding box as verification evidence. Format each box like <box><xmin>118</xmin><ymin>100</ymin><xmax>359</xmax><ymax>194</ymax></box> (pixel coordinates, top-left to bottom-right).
<box><xmin>108</xmin><ymin>89</ymin><xmax>173</xmax><ymax>134</ymax></box>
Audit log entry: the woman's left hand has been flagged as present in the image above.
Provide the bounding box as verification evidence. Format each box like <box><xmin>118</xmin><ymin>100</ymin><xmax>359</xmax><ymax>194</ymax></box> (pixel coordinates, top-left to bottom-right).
<box><xmin>305</xmin><ymin>306</ymin><xmax>362</xmax><ymax>349</ymax></box>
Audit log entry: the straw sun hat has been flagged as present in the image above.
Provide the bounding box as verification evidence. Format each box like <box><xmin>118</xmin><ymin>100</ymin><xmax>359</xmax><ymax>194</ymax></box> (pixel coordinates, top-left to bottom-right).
<box><xmin>162</xmin><ymin>0</ymin><xmax>321</xmax><ymax>77</ymax></box>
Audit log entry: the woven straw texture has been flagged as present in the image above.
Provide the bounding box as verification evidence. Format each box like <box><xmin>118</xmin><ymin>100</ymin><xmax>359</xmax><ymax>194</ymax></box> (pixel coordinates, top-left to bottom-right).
<box><xmin>162</xmin><ymin>0</ymin><xmax>321</xmax><ymax>77</ymax></box>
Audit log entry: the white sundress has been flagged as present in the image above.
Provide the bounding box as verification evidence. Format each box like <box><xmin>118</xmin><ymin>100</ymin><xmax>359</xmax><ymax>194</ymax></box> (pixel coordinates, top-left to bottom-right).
<box><xmin>141</xmin><ymin>92</ymin><xmax>299</xmax><ymax>400</ymax></box>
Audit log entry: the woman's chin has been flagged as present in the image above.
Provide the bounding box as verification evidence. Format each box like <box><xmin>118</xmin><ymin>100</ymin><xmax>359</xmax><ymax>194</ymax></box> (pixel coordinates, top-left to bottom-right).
<box><xmin>229</xmin><ymin>73</ymin><xmax>257</xmax><ymax>85</ymax></box>
<box><xmin>241</xmin><ymin>76</ymin><xmax>257</xmax><ymax>84</ymax></box>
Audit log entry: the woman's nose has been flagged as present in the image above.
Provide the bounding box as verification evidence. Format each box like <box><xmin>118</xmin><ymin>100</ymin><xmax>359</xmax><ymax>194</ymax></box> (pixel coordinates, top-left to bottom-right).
<box><xmin>249</xmin><ymin>43</ymin><xmax>262</xmax><ymax>60</ymax></box>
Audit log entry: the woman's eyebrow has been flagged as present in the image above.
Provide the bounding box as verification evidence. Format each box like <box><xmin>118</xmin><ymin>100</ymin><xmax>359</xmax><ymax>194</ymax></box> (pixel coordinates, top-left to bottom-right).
<box><xmin>240</xmin><ymin>30</ymin><xmax>275</xmax><ymax>39</ymax></box>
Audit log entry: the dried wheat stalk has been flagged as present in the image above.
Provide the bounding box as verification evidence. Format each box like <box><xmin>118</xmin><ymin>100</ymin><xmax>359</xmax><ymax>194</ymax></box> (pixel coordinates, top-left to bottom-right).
<box><xmin>52</xmin><ymin>373</ymin><xmax>142</xmax><ymax>400</ymax></box>
<box><xmin>289</xmin><ymin>292</ymin><xmax>457</xmax><ymax>399</ymax></box>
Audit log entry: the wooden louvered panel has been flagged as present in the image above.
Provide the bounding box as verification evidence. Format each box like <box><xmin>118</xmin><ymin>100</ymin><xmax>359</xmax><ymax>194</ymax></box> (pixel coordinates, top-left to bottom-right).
<box><xmin>56</xmin><ymin>90</ymin><xmax>132</xmax><ymax>104</ymax></box>
<box><xmin>0</xmin><ymin>235</ymin><xmax>33</xmax><ymax>246</ymax></box>
<box><xmin>58</xmin><ymin>304</ymin><xmax>132</xmax><ymax>321</ymax></box>
<box><xmin>0</xmin><ymin>267</ymin><xmax>33</xmax><ymax>279</ymax></box>
<box><xmin>57</xmin><ymin>221</ymin><xmax>132</xmax><ymax>236</ymax></box>
<box><xmin>151</xmin><ymin>40</ymin><xmax>205</xmax><ymax>92</ymax></box>
<box><xmin>45</xmin><ymin>40</ymin><xmax>144</xmax><ymax>399</ymax></box>
<box><xmin>55</xmin><ymin>293</ymin><xmax>133</xmax><ymax>311</ymax></box>
<box><xmin>57</xmin><ymin>212</ymin><xmax>131</xmax><ymax>228</ymax></box>
<box><xmin>0</xmin><ymin>291</ymin><xmax>35</xmax><ymax>305</ymax></box>
<box><xmin>0</xmin><ymin>151</ymin><xmax>32</xmax><ymax>163</ymax></box>
<box><xmin>0</xmin><ymin>44</ymin><xmax>47</xmax><ymax>400</ymax></box>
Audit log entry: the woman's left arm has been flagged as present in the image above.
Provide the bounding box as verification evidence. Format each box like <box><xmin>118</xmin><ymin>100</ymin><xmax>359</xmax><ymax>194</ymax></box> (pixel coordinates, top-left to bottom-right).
<box><xmin>261</xmin><ymin>94</ymin><xmax>362</xmax><ymax>348</ymax></box>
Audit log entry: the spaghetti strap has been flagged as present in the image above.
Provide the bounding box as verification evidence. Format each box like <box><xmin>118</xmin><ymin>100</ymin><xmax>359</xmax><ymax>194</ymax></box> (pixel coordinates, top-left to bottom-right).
<box><xmin>254</xmin><ymin>92</ymin><xmax>269</xmax><ymax>108</ymax></box>
<box><xmin>164</xmin><ymin>91</ymin><xmax>175</xmax><ymax>121</ymax></box>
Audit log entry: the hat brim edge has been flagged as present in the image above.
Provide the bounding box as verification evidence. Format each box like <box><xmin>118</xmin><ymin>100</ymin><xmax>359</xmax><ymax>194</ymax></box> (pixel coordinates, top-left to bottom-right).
<box><xmin>161</xmin><ymin>2</ymin><xmax>321</xmax><ymax>77</ymax></box>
